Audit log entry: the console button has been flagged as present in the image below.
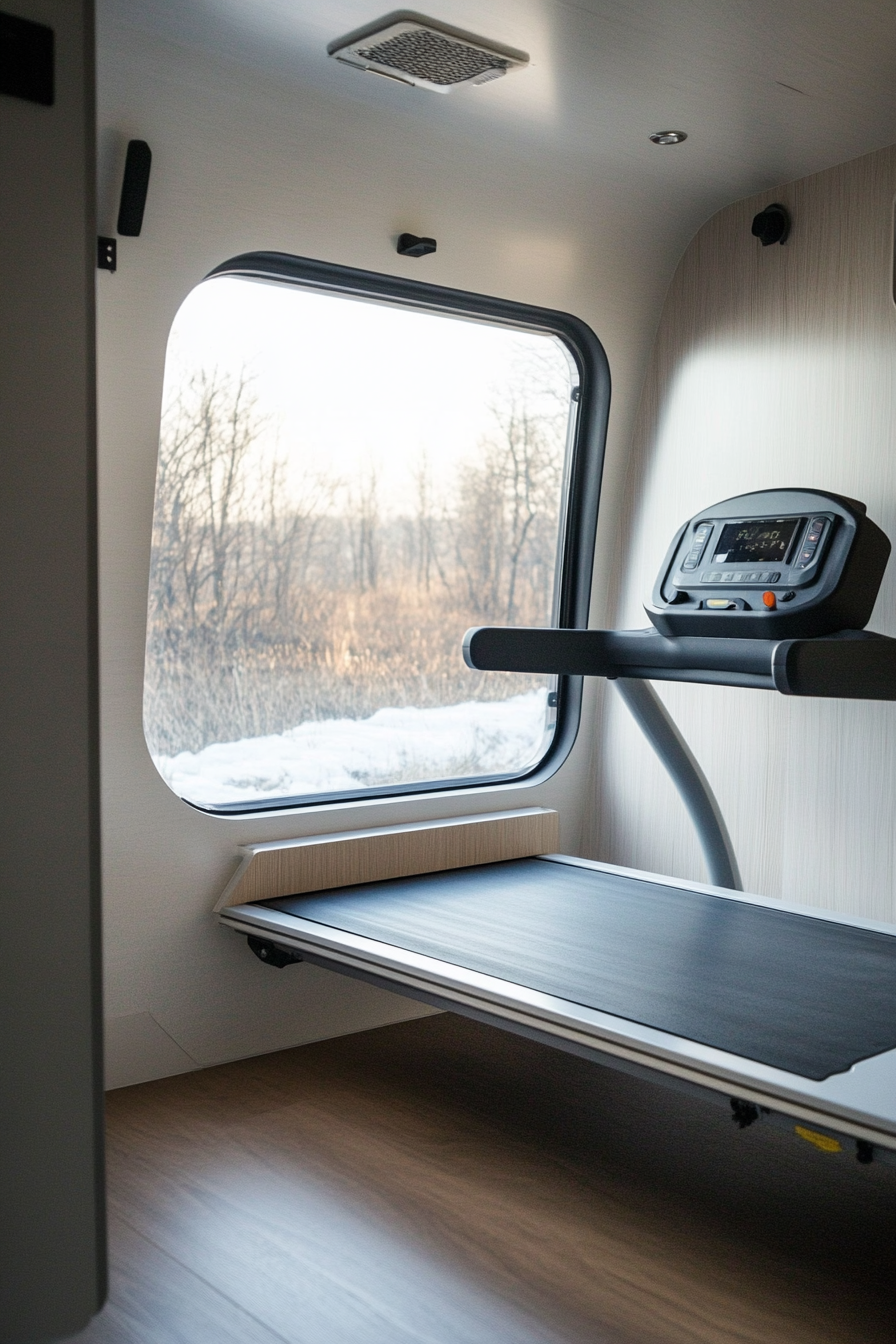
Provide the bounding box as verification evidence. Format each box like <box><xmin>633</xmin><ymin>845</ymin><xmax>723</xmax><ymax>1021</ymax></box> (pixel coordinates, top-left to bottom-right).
<box><xmin>795</xmin><ymin>518</ymin><xmax>826</xmax><ymax>570</ymax></box>
<box><xmin>682</xmin><ymin>522</ymin><xmax>712</xmax><ymax>570</ymax></box>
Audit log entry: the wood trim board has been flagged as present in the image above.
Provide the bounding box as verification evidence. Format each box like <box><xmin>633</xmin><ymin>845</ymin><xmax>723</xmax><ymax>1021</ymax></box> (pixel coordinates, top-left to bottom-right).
<box><xmin>214</xmin><ymin>807</ymin><xmax>559</xmax><ymax>910</ymax></box>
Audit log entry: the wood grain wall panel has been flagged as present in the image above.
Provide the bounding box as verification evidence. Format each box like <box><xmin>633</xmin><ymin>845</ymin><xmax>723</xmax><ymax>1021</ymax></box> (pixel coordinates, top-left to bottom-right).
<box><xmin>588</xmin><ymin>145</ymin><xmax>896</xmax><ymax>922</ymax></box>
<box><xmin>215</xmin><ymin>808</ymin><xmax>559</xmax><ymax>909</ymax></box>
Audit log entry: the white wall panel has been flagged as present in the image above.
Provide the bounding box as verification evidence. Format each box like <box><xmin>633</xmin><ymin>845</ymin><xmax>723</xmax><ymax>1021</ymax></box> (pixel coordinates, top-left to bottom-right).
<box><xmin>95</xmin><ymin>17</ymin><xmax>665</xmax><ymax>1085</ymax></box>
<box><xmin>591</xmin><ymin>146</ymin><xmax>896</xmax><ymax>922</ymax></box>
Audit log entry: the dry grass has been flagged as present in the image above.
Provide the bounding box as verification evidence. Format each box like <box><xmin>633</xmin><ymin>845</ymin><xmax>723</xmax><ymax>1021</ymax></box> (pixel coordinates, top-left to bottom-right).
<box><xmin>144</xmin><ymin>584</ymin><xmax>547</xmax><ymax>756</ymax></box>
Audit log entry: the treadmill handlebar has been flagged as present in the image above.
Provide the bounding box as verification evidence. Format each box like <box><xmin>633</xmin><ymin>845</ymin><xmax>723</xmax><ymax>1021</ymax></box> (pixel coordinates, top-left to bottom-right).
<box><xmin>463</xmin><ymin>625</ymin><xmax>896</xmax><ymax>699</ymax></box>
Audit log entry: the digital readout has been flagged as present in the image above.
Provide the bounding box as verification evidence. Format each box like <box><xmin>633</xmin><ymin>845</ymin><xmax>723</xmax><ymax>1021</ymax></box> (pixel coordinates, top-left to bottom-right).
<box><xmin>712</xmin><ymin>518</ymin><xmax>800</xmax><ymax>566</ymax></box>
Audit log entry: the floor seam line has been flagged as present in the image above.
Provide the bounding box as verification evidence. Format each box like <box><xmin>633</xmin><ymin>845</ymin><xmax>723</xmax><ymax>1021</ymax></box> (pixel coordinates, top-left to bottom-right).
<box><xmin>111</xmin><ymin>1212</ymin><xmax>294</xmax><ymax>1344</ymax></box>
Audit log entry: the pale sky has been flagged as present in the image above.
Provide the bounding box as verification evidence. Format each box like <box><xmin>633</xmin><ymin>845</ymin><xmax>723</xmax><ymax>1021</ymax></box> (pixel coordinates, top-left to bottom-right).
<box><xmin>162</xmin><ymin>275</ymin><xmax>574</xmax><ymax>516</ymax></box>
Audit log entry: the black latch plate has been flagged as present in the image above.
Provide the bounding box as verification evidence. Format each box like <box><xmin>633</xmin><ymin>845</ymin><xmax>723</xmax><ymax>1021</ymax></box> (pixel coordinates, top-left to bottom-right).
<box><xmin>97</xmin><ymin>237</ymin><xmax>117</xmax><ymax>273</ymax></box>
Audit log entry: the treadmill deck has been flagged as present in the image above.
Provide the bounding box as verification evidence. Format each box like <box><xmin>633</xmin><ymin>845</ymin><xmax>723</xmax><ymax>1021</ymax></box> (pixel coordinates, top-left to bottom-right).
<box><xmin>220</xmin><ymin>855</ymin><xmax>896</xmax><ymax>1147</ymax></box>
<box><xmin>263</xmin><ymin>858</ymin><xmax>896</xmax><ymax>1080</ymax></box>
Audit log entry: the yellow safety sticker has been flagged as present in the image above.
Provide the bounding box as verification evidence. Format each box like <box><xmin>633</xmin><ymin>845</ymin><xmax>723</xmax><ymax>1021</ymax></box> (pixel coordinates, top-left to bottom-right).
<box><xmin>794</xmin><ymin>1125</ymin><xmax>842</xmax><ymax>1153</ymax></box>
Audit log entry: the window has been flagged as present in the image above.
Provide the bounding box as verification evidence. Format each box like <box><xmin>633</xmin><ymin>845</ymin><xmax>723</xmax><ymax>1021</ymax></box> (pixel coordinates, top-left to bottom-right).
<box><xmin>143</xmin><ymin>254</ymin><xmax>608</xmax><ymax>811</ymax></box>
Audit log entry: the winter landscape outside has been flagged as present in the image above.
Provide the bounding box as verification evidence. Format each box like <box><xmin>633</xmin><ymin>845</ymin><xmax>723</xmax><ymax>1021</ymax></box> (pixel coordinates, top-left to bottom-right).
<box><xmin>144</xmin><ymin>276</ymin><xmax>575</xmax><ymax>806</ymax></box>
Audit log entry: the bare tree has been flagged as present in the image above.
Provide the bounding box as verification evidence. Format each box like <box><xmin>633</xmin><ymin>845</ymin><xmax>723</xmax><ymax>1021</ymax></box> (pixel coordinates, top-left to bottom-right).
<box><xmin>451</xmin><ymin>379</ymin><xmax>564</xmax><ymax>623</ymax></box>
<box><xmin>412</xmin><ymin>454</ymin><xmax>449</xmax><ymax>594</ymax></box>
<box><xmin>150</xmin><ymin>366</ymin><xmax>264</xmax><ymax>645</ymax></box>
<box><xmin>257</xmin><ymin>456</ymin><xmax>341</xmax><ymax>638</ymax></box>
<box><xmin>347</xmin><ymin>467</ymin><xmax>381</xmax><ymax>592</ymax></box>
<box><xmin>145</xmin><ymin>342</ymin><xmax>571</xmax><ymax>758</ymax></box>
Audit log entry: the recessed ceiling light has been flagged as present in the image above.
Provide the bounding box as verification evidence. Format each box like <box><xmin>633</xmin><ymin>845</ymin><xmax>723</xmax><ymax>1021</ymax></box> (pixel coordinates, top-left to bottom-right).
<box><xmin>649</xmin><ymin>130</ymin><xmax>688</xmax><ymax>145</ymax></box>
<box><xmin>328</xmin><ymin>13</ymin><xmax>529</xmax><ymax>93</ymax></box>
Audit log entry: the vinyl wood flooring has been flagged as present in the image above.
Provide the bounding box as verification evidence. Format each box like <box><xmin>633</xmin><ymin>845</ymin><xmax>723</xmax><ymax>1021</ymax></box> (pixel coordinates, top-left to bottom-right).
<box><xmin>66</xmin><ymin>1014</ymin><xmax>894</xmax><ymax>1344</ymax></box>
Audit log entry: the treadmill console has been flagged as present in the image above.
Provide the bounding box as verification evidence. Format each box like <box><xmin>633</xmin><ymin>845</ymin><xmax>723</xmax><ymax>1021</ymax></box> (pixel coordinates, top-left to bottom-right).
<box><xmin>647</xmin><ymin>489</ymin><xmax>890</xmax><ymax>638</ymax></box>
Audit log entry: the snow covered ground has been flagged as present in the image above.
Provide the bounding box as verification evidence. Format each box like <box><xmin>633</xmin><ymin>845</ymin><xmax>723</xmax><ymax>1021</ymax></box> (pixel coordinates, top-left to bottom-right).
<box><xmin>154</xmin><ymin>689</ymin><xmax>552</xmax><ymax>807</ymax></box>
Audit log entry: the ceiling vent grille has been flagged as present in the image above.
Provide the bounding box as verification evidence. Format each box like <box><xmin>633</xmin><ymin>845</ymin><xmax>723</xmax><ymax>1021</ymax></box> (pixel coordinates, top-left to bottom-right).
<box><xmin>328</xmin><ymin>13</ymin><xmax>528</xmax><ymax>92</ymax></box>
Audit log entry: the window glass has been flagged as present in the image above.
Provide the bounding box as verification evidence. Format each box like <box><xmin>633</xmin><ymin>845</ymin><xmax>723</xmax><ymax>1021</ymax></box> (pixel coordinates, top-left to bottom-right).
<box><xmin>144</xmin><ymin>273</ymin><xmax>580</xmax><ymax>809</ymax></box>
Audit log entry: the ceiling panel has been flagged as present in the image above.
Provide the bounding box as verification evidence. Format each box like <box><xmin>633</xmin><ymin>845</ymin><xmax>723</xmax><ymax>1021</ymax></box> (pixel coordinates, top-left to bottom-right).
<box><xmin>104</xmin><ymin>0</ymin><xmax>896</xmax><ymax>209</ymax></box>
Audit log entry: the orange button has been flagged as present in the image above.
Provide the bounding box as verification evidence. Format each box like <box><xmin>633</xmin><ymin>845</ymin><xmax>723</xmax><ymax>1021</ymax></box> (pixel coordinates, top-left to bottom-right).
<box><xmin>762</xmin><ymin>591</ymin><xmax>776</xmax><ymax>609</ymax></box>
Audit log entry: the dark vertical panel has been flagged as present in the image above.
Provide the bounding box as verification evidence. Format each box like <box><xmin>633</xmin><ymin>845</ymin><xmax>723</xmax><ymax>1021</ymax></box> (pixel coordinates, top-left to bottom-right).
<box><xmin>0</xmin><ymin>2</ymin><xmax>104</xmax><ymax>1339</ymax></box>
<box><xmin>0</xmin><ymin>11</ymin><xmax>54</xmax><ymax>104</ymax></box>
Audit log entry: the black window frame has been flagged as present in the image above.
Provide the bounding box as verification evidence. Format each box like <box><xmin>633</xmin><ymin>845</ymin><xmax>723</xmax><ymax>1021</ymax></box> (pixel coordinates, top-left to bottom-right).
<box><xmin>160</xmin><ymin>251</ymin><xmax>611</xmax><ymax>814</ymax></box>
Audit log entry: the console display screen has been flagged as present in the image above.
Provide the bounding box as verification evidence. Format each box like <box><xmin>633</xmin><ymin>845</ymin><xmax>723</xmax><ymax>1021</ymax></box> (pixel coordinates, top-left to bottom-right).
<box><xmin>712</xmin><ymin>518</ymin><xmax>800</xmax><ymax>566</ymax></box>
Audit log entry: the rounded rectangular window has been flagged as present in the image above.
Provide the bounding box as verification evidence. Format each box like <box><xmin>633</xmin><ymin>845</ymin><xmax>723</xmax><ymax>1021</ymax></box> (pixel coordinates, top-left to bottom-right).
<box><xmin>144</xmin><ymin>254</ymin><xmax>608</xmax><ymax>811</ymax></box>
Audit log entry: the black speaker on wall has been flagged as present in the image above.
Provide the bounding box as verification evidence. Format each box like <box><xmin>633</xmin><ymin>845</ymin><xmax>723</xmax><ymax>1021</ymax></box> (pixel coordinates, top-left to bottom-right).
<box><xmin>751</xmin><ymin>202</ymin><xmax>790</xmax><ymax>247</ymax></box>
<box><xmin>117</xmin><ymin>139</ymin><xmax>152</xmax><ymax>237</ymax></box>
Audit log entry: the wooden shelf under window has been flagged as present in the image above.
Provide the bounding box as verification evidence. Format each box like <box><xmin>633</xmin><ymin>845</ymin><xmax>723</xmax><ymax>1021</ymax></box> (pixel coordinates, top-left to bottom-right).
<box><xmin>214</xmin><ymin>807</ymin><xmax>559</xmax><ymax>910</ymax></box>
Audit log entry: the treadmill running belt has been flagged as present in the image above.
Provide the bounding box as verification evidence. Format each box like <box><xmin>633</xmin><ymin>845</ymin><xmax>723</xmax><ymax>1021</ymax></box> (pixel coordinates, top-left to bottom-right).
<box><xmin>266</xmin><ymin>859</ymin><xmax>896</xmax><ymax>1080</ymax></box>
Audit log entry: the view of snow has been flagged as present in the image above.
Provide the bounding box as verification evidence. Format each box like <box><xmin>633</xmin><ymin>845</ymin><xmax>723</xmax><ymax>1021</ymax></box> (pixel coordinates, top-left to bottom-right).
<box><xmin>155</xmin><ymin>690</ymin><xmax>552</xmax><ymax>807</ymax></box>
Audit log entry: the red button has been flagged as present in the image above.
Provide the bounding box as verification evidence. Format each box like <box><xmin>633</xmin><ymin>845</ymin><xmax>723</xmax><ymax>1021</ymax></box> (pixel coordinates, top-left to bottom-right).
<box><xmin>762</xmin><ymin>591</ymin><xmax>776</xmax><ymax>609</ymax></box>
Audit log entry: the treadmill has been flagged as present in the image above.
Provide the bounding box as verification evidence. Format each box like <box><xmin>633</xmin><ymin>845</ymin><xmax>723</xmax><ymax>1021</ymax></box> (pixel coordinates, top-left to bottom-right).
<box><xmin>221</xmin><ymin>489</ymin><xmax>896</xmax><ymax>1160</ymax></box>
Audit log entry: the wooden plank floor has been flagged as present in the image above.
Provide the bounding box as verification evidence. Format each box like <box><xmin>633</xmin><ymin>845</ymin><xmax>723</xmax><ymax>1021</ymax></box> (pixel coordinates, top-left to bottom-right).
<box><xmin>66</xmin><ymin>1014</ymin><xmax>894</xmax><ymax>1344</ymax></box>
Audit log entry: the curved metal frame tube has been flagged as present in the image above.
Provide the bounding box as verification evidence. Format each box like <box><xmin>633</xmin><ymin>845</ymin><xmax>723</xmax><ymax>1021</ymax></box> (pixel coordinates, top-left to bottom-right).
<box><xmin>613</xmin><ymin>678</ymin><xmax>743</xmax><ymax>891</ymax></box>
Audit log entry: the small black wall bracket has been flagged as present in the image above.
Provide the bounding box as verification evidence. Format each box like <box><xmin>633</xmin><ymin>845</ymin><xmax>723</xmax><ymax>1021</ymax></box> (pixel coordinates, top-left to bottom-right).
<box><xmin>396</xmin><ymin>232</ymin><xmax>437</xmax><ymax>258</ymax></box>
<box><xmin>117</xmin><ymin>139</ymin><xmax>152</xmax><ymax>237</ymax></box>
<box><xmin>97</xmin><ymin>236</ymin><xmax>117</xmax><ymax>272</ymax></box>
<box><xmin>751</xmin><ymin>202</ymin><xmax>791</xmax><ymax>246</ymax></box>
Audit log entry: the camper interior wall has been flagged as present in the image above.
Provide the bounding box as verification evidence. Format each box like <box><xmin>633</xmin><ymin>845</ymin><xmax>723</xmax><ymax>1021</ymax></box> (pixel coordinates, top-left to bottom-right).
<box><xmin>97</xmin><ymin>4</ymin><xmax>896</xmax><ymax>1089</ymax></box>
<box><xmin>96</xmin><ymin>13</ymin><xmax>649</xmax><ymax>1089</ymax></box>
<box><xmin>591</xmin><ymin>146</ymin><xmax>896</xmax><ymax>924</ymax></box>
